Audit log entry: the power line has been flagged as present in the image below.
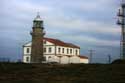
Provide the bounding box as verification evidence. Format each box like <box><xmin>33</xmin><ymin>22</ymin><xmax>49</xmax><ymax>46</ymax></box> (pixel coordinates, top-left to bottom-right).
<box><xmin>108</xmin><ymin>54</ymin><xmax>111</xmax><ymax>64</ymax></box>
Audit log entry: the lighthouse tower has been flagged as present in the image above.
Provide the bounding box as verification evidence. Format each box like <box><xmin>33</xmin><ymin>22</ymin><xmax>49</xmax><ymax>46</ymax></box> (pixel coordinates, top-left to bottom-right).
<box><xmin>30</xmin><ymin>13</ymin><xmax>45</xmax><ymax>63</ymax></box>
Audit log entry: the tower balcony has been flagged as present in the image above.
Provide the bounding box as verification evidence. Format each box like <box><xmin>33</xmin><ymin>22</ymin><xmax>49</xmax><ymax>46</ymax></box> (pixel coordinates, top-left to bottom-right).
<box><xmin>30</xmin><ymin>30</ymin><xmax>46</xmax><ymax>36</ymax></box>
<box><xmin>122</xmin><ymin>3</ymin><xmax>125</xmax><ymax>8</ymax></box>
<box><xmin>117</xmin><ymin>19</ymin><xmax>122</xmax><ymax>25</ymax></box>
<box><xmin>117</xmin><ymin>12</ymin><xmax>124</xmax><ymax>17</ymax></box>
<box><xmin>117</xmin><ymin>16</ymin><xmax>125</xmax><ymax>25</ymax></box>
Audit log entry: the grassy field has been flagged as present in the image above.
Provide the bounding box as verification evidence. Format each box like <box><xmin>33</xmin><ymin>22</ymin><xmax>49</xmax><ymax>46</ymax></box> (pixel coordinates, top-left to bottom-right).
<box><xmin>0</xmin><ymin>62</ymin><xmax>125</xmax><ymax>83</ymax></box>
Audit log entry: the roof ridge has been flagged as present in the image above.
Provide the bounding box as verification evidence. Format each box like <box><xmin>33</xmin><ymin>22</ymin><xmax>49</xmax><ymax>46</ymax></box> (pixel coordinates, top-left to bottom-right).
<box><xmin>44</xmin><ymin>37</ymin><xmax>80</xmax><ymax>48</ymax></box>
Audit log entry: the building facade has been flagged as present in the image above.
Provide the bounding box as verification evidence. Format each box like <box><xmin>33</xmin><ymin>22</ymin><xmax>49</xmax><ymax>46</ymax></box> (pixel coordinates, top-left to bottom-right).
<box><xmin>23</xmin><ymin>14</ymin><xmax>89</xmax><ymax>64</ymax></box>
<box><xmin>23</xmin><ymin>38</ymin><xmax>89</xmax><ymax>64</ymax></box>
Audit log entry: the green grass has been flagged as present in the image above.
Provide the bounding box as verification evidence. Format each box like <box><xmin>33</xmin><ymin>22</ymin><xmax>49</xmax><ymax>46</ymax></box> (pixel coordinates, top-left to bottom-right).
<box><xmin>0</xmin><ymin>62</ymin><xmax>125</xmax><ymax>83</ymax></box>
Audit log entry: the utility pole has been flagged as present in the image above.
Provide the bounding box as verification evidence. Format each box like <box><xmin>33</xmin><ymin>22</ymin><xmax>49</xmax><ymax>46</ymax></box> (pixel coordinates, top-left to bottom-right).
<box><xmin>117</xmin><ymin>0</ymin><xmax>125</xmax><ymax>60</ymax></box>
<box><xmin>89</xmin><ymin>49</ymin><xmax>95</xmax><ymax>63</ymax></box>
<box><xmin>108</xmin><ymin>54</ymin><xmax>111</xmax><ymax>64</ymax></box>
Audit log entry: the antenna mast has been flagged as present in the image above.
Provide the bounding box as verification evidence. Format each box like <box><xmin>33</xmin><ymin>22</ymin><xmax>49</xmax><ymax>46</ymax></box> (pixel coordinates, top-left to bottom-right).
<box><xmin>117</xmin><ymin>0</ymin><xmax>125</xmax><ymax>59</ymax></box>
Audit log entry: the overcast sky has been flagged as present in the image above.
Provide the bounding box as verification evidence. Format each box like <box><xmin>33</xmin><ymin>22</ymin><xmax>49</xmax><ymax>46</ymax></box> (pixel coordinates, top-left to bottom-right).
<box><xmin>0</xmin><ymin>0</ymin><xmax>121</xmax><ymax>63</ymax></box>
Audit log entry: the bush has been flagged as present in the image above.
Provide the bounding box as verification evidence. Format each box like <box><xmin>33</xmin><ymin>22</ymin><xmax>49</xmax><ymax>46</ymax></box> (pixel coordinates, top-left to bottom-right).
<box><xmin>112</xmin><ymin>59</ymin><xmax>125</xmax><ymax>64</ymax></box>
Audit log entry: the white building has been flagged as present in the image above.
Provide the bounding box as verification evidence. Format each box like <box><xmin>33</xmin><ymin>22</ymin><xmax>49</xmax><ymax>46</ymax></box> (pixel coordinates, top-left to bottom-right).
<box><xmin>23</xmin><ymin>37</ymin><xmax>89</xmax><ymax>64</ymax></box>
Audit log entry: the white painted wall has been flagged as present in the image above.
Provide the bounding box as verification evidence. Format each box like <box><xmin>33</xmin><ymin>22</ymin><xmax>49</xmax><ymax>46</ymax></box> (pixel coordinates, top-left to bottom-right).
<box><xmin>45</xmin><ymin>55</ymin><xmax>59</xmax><ymax>63</ymax></box>
<box><xmin>23</xmin><ymin>55</ymin><xmax>31</xmax><ymax>63</ymax></box>
<box><xmin>80</xmin><ymin>58</ymin><xmax>89</xmax><ymax>64</ymax></box>
<box><xmin>24</xmin><ymin>42</ymin><xmax>31</xmax><ymax>47</ymax></box>
<box><xmin>60</xmin><ymin>56</ymin><xmax>69</xmax><ymax>64</ymax></box>
<box><xmin>70</xmin><ymin>56</ymin><xmax>80</xmax><ymax>63</ymax></box>
<box><xmin>23</xmin><ymin>40</ymin><xmax>88</xmax><ymax>64</ymax></box>
<box><xmin>44</xmin><ymin>46</ymin><xmax>55</xmax><ymax>54</ymax></box>
<box><xmin>23</xmin><ymin>47</ymin><xmax>31</xmax><ymax>55</ymax></box>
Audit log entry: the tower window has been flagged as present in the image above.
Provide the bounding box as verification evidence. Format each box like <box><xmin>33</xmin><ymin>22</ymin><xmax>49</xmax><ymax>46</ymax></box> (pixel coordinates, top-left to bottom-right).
<box><xmin>26</xmin><ymin>48</ymin><xmax>30</xmax><ymax>53</ymax></box>
<box><xmin>48</xmin><ymin>47</ymin><xmax>52</xmax><ymax>53</ymax></box>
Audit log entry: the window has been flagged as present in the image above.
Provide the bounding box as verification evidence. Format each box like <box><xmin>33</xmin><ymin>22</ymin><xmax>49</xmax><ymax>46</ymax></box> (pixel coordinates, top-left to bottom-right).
<box><xmin>70</xmin><ymin>49</ymin><xmax>72</xmax><ymax>54</ymax></box>
<box><xmin>76</xmin><ymin>50</ymin><xmax>78</xmax><ymax>55</ymax></box>
<box><xmin>62</xmin><ymin>48</ymin><xmax>64</xmax><ymax>53</ymax></box>
<box><xmin>58</xmin><ymin>48</ymin><xmax>61</xmax><ymax>53</ymax></box>
<box><xmin>26</xmin><ymin>48</ymin><xmax>30</xmax><ymax>53</ymax></box>
<box><xmin>44</xmin><ymin>48</ymin><xmax>46</xmax><ymax>53</ymax></box>
<box><xmin>48</xmin><ymin>47</ymin><xmax>52</xmax><ymax>53</ymax></box>
<box><xmin>26</xmin><ymin>57</ymin><xmax>29</xmax><ymax>62</ymax></box>
<box><xmin>67</xmin><ymin>48</ymin><xmax>69</xmax><ymax>54</ymax></box>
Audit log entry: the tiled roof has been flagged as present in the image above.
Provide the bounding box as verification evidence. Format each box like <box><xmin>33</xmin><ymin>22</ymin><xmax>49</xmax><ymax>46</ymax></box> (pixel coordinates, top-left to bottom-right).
<box><xmin>79</xmin><ymin>56</ymin><xmax>88</xmax><ymax>59</ymax></box>
<box><xmin>44</xmin><ymin>38</ymin><xmax>80</xmax><ymax>48</ymax></box>
<box><xmin>23</xmin><ymin>37</ymin><xmax>80</xmax><ymax>48</ymax></box>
